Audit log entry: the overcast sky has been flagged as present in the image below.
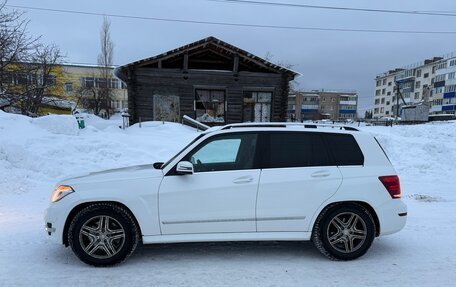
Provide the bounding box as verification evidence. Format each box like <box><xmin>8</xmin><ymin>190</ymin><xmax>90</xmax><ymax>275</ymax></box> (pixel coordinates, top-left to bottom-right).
<box><xmin>6</xmin><ymin>0</ymin><xmax>456</xmax><ymax>114</ymax></box>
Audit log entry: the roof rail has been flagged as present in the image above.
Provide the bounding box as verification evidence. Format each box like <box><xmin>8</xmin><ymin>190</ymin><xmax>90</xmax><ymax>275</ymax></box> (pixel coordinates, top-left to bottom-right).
<box><xmin>220</xmin><ymin>122</ymin><xmax>359</xmax><ymax>131</ymax></box>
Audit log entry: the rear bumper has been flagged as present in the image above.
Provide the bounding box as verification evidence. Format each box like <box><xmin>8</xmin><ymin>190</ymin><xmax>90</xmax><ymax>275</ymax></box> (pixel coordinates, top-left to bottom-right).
<box><xmin>376</xmin><ymin>199</ymin><xmax>407</xmax><ymax>236</ymax></box>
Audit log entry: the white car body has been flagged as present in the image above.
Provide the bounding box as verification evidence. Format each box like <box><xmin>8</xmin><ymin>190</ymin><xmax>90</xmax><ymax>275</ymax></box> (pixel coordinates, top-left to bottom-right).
<box><xmin>45</xmin><ymin>123</ymin><xmax>406</xmax><ymax>258</ymax></box>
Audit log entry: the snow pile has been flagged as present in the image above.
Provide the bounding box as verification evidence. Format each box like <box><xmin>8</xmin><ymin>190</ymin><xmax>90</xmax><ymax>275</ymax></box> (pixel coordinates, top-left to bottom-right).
<box><xmin>0</xmin><ymin>112</ymin><xmax>456</xmax><ymax>286</ymax></box>
<box><xmin>361</xmin><ymin>122</ymin><xmax>456</xmax><ymax>199</ymax></box>
<box><xmin>0</xmin><ymin>110</ymin><xmax>198</xmax><ymax>196</ymax></box>
<box><xmin>32</xmin><ymin>114</ymin><xmax>79</xmax><ymax>135</ymax></box>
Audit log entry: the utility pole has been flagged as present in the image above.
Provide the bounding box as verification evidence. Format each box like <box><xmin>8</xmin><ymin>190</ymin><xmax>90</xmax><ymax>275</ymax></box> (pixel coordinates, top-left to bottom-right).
<box><xmin>394</xmin><ymin>81</ymin><xmax>400</xmax><ymax>123</ymax></box>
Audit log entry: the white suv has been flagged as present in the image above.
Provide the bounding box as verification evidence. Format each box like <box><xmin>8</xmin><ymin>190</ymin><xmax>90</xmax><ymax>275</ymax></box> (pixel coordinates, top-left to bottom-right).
<box><xmin>45</xmin><ymin>123</ymin><xmax>407</xmax><ymax>266</ymax></box>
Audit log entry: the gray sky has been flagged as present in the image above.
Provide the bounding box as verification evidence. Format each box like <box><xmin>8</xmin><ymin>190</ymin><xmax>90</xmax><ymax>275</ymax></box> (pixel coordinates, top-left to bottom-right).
<box><xmin>7</xmin><ymin>0</ymin><xmax>456</xmax><ymax>114</ymax></box>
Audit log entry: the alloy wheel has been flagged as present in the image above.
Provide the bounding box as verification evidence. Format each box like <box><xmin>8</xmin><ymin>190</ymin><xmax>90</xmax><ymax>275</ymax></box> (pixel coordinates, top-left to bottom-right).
<box><xmin>326</xmin><ymin>212</ymin><xmax>367</xmax><ymax>254</ymax></box>
<box><xmin>78</xmin><ymin>215</ymin><xmax>126</xmax><ymax>259</ymax></box>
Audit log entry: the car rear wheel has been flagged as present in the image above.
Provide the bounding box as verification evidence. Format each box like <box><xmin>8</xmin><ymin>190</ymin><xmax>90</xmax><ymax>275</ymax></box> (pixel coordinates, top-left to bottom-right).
<box><xmin>312</xmin><ymin>204</ymin><xmax>375</xmax><ymax>260</ymax></box>
<box><xmin>68</xmin><ymin>203</ymin><xmax>139</xmax><ymax>266</ymax></box>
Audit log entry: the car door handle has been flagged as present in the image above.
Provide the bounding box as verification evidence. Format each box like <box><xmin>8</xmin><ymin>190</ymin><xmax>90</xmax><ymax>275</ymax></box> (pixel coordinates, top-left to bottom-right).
<box><xmin>311</xmin><ymin>170</ymin><xmax>331</xmax><ymax>178</ymax></box>
<box><xmin>233</xmin><ymin>176</ymin><xmax>254</xmax><ymax>184</ymax></box>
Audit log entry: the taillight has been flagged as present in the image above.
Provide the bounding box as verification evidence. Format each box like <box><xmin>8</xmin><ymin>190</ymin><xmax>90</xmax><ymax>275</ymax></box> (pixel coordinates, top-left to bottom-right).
<box><xmin>379</xmin><ymin>175</ymin><xmax>401</xmax><ymax>199</ymax></box>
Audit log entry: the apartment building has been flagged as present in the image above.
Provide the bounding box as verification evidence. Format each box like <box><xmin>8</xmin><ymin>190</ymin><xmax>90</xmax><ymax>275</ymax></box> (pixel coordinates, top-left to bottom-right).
<box><xmin>288</xmin><ymin>90</ymin><xmax>358</xmax><ymax>121</ymax></box>
<box><xmin>373</xmin><ymin>54</ymin><xmax>456</xmax><ymax>118</ymax></box>
<box><xmin>62</xmin><ymin>64</ymin><xmax>128</xmax><ymax>113</ymax></box>
<box><xmin>1</xmin><ymin>63</ymin><xmax>127</xmax><ymax>115</ymax></box>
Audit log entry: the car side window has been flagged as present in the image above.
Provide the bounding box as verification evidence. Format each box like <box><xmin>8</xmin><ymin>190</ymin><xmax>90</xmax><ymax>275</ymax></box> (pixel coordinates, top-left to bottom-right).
<box><xmin>191</xmin><ymin>139</ymin><xmax>241</xmax><ymax>164</ymax></box>
<box><xmin>323</xmin><ymin>134</ymin><xmax>364</xmax><ymax>165</ymax></box>
<box><xmin>266</xmin><ymin>132</ymin><xmax>331</xmax><ymax>168</ymax></box>
<box><xmin>184</xmin><ymin>133</ymin><xmax>258</xmax><ymax>172</ymax></box>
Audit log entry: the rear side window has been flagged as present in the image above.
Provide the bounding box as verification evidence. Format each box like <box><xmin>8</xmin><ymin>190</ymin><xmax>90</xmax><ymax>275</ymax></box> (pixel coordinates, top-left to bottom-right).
<box><xmin>324</xmin><ymin>134</ymin><xmax>364</xmax><ymax>166</ymax></box>
<box><xmin>266</xmin><ymin>132</ymin><xmax>331</xmax><ymax>168</ymax></box>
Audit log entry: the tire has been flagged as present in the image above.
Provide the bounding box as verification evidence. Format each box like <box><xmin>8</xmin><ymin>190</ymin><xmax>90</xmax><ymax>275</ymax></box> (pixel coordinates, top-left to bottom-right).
<box><xmin>312</xmin><ymin>204</ymin><xmax>376</xmax><ymax>260</ymax></box>
<box><xmin>68</xmin><ymin>203</ymin><xmax>140</xmax><ymax>266</ymax></box>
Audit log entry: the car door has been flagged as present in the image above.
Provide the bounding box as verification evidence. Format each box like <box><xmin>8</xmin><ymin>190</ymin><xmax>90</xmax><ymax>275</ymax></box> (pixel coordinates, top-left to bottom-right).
<box><xmin>159</xmin><ymin>132</ymin><xmax>260</xmax><ymax>235</ymax></box>
<box><xmin>256</xmin><ymin>132</ymin><xmax>343</xmax><ymax>232</ymax></box>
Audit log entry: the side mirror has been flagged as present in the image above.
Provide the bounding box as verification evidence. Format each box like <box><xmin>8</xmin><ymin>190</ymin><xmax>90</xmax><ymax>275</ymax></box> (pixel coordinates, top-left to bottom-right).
<box><xmin>176</xmin><ymin>161</ymin><xmax>194</xmax><ymax>175</ymax></box>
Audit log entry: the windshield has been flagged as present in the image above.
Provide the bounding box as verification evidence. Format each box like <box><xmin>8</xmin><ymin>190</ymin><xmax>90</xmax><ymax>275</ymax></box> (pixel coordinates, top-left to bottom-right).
<box><xmin>161</xmin><ymin>134</ymin><xmax>204</xmax><ymax>169</ymax></box>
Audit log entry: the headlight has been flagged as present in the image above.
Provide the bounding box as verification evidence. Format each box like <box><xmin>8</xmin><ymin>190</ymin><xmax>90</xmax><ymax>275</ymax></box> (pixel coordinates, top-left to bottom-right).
<box><xmin>51</xmin><ymin>185</ymin><xmax>75</xmax><ymax>203</ymax></box>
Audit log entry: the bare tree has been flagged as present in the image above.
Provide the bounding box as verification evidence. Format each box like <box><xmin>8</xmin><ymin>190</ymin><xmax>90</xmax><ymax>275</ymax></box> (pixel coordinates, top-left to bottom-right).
<box><xmin>21</xmin><ymin>44</ymin><xmax>64</xmax><ymax>114</ymax></box>
<box><xmin>0</xmin><ymin>1</ymin><xmax>39</xmax><ymax>110</ymax></box>
<box><xmin>76</xmin><ymin>16</ymin><xmax>115</xmax><ymax>117</ymax></box>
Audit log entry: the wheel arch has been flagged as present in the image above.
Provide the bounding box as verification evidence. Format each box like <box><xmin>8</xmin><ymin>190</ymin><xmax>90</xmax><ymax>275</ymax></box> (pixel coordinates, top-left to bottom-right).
<box><xmin>62</xmin><ymin>201</ymin><xmax>143</xmax><ymax>246</ymax></box>
<box><xmin>311</xmin><ymin>201</ymin><xmax>380</xmax><ymax>237</ymax></box>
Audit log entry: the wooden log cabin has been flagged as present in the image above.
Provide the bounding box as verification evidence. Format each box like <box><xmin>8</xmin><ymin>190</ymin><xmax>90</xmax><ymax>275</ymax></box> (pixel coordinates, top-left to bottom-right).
<box><xmin>114</xmin><ymin>36</ymin><xmax>299</xmax><ymax>125</ymax></box>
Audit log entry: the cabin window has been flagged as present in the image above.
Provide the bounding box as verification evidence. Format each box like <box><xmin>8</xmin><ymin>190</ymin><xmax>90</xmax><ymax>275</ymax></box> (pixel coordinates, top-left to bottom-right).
<box><xmin>243</xmin><ymin>91</ymin><xmax>272</xmax><ymax>122</ymax></box>
<box><xmin>195</xmin><ymin>89</ymin><xmax>226</xmax><ymax>123</ymax></box>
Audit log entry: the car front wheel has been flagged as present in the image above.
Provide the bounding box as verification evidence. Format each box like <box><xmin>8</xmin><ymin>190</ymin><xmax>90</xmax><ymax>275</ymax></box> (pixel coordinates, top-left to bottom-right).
<box><xmin>312</xmin><ymin>204</ymin><xmax>376</xmax><ymax>260</ymax></box>
<box><xmin>68</xmin><ymin>203</ymin><xmax>139</xmax><ymax>266</ymax></box>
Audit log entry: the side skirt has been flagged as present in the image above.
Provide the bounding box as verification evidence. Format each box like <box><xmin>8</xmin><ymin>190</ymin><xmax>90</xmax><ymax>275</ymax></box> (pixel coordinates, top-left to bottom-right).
<box><xmin>142</xmin><ymin>231</ymin><xmax>311</xmax><ymax>244</ymax></box>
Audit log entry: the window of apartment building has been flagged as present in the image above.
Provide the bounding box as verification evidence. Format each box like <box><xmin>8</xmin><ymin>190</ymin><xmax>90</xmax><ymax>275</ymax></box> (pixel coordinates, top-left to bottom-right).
<box><xmin>392</xmin><ymin>96</ymin><xmax>396</xmax><ymax>101</ymax></box>
<box><xmin>95</xmin><ymin>78</ymin><xmax>107</xmax><ymax>88</ymax></box>
<box><xmin>331</xmin><ymin>97</ymin><xmax>335</xmax><ymax>102</ymax></box>
<box><xmin>375</xmin><ymin>89</ymin><xmax>381</xmax><ymax>96</ymax></box>
<box><xmin>424</xmin><ymin>73</ymin><xmax>429</xmax><ymax>78</ymax></box>
<box><xmin>64</xmin><ymin>82</ymin><xmax>73</xmax><ymax>92</ymax></box>
<box><xmin>374</xmin><ymin>108</ymin><xmax>379</xmax><ymax>114</ymax></box>
<box><xmin>386</xmin><ymin>101</ymin><xmax>390</xmax><ymax>105</ymax></box>
<box><xmin>438</xmin><ymin>62</ymin><xmax>448</xmax><ymax>70</ymax></box>
<box><xmin>375</xmin><ymin>99</ymin><xmax>380</xmax><ymax>105</ymax></box>
<box><xmin>45</xmin><ymin>75</ymin><xmax>56</xmax><ymax>86</ymax></box>
<box><xmin>382</xmin><ymin>89</ymin><xmax>386</xmax><ymax>95</ymax></box>
<box><xmin>381</xmin><ymin>98</ymin><xmax>385</xmax><ymax>104</ymax></box>
<box><xmin>82</xmin><ymin>77</ymin><xmax>94</xmax><ymax>88</ymax></box>
<box><xmin>415</xmin><ymin>81</ymin><xmax>421</xmax><ymax>89</ymax></box>
<box><xmin>386</xmin><ymin>111</ymin><xmax>390</xmax><ymax>115</ymax></box>
<box><xmin>448</xmin><ymin>72</ymin><xmax>456</xmax><ymax>80</ymax></box>
<box><xmin>416</xmin><ymin>69</ymin><xmax>422</xmax><ymax>77</ymax></box>
<box><xmin>435</xmin><ymin>74</ymin><xmax>445</xmax><ymax>82</ymax></box>
<box><xmin>450</xmin><ymin>59</ymin><xmax>456</xmax><ymax>67</ymax></box>
<box><xmin>433</xmin><ymin>99</ymin><xmax>443</xmax><ymax>105</ymax></box>
<box><xmin>376</xmin><ymin>80</ymin><xmax>381</xmax><ymax>86</ymax></box>
<box><xmin>382</xmin><ymin>79</ymin><xmax>387</xmax><ymax>85</ymax></box>
<box><xmin>434</xmin><ymin>87</ymin><xmax>444</xmax><ymax>94</ymax></box>
<box><xmin>380</xmin><ymin>107</ymin><xmax>384</xmax><ymax>113</ymax></box>
<box><xmin>109</xmin><ymin>78</ymin><xmax>120</xmax><ymax>89</ymax></box>
<box><xmin>387</xmin><ymin>91</ymin><xmax>391</xmax><ymax>96</ymax></box>
<box><xmin>414</xmin><ymin>92</ymin><xmax>420</xmax><ymax>99</ymax></box>
<box><xmin>388</xmin><ymin>81</ymin><xmax>392</xmax><ymax>86</ymax></box>
<box><xmin>445</xmin><ymin>85</ymin><xmax>456</xmax><ymax>93</ymax></box>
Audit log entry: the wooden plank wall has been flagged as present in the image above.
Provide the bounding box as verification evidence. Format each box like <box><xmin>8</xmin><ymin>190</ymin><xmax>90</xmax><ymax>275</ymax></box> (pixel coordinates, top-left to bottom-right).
<box><xmin>128</xmin><ymin>68</ymin><xmax>291</xmax><ymax>124</ymax></box>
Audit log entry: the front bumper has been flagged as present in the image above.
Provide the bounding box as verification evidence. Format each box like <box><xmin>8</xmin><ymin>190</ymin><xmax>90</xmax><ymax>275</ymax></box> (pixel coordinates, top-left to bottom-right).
<box><xmin>44</xmin><ymin>193</ymin><xmax>80</xmax><ymax>244</ymax></box>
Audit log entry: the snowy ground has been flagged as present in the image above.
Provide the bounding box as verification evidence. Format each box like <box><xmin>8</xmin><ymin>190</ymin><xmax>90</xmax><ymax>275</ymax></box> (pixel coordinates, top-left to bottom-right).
<box><xmin>0</xmin><ymin>111</ymin><xmax>455</xmax><ymax>286</ymax></box>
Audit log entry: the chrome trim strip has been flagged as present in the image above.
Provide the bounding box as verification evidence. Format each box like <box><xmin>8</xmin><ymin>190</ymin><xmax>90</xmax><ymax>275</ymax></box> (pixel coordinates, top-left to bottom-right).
<box><xmin>162</xmin><ymin>216</ymin><xmax>306</xmax><ymax>225</ymax></box>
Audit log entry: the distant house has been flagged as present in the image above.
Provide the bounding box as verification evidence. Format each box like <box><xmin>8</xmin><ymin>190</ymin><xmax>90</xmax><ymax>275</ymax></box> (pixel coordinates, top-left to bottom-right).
<box><xmin>115</xmin><ymin>36</ymin><xmax>299</xmax><ymax>124</ymax></box>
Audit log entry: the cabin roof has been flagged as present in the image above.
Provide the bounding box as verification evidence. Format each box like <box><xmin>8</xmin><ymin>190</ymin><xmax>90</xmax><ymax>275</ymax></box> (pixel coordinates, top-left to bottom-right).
<box><xmin>115</xmin><ymin>36</ymin><xmax>300</xmax><ymax>78</ymax></box>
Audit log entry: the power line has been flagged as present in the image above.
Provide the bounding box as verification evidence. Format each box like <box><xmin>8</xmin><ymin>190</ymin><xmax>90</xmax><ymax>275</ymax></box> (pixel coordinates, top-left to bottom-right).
<box><xmin>6</xmin><ymin>4</ymin><xmax>456</xmax><ymax>35</ymax></box>
<box><xmin>210</xmin><ymin>0</ymin><xmax>456</xmax><ymax>17</ymax></box>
